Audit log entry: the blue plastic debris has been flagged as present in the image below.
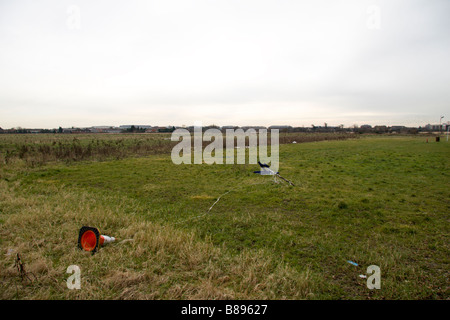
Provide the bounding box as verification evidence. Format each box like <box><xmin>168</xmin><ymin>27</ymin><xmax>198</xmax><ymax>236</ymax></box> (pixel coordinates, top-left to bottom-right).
<box><xmin>347</xmin><ymin>260</ymin><xmax>359</xmax><ymax>266</ymax></box>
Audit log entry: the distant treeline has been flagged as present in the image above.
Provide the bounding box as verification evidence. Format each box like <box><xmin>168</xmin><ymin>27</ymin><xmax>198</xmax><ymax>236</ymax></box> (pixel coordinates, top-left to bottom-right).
<box><xmin>0</xmin><ymin>124</ymin><xmax>446</xmax><ymax>135</ymax></box>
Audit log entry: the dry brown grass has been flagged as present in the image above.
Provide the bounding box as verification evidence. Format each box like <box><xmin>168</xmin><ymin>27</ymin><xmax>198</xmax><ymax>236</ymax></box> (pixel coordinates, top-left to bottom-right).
<box><xmin>0</xmin><ymin>132</ymin><xmax>357</xmax><ymax>167</ymax></box>
<box><xmin>0</xmin><ymin>179</ymin><xmax>311</xmax><ymax>300</ymax></box>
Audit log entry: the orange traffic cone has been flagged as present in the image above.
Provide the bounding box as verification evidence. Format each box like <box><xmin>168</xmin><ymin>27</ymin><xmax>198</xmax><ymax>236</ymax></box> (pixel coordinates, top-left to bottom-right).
<box><xmin>78</xmin><ymin>226</ymin><xmax>116</xmax><ymax>253</ymax></box>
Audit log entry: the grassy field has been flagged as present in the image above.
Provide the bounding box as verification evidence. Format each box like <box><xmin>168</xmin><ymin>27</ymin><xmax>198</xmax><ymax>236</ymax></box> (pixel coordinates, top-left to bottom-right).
<box><xmin>0</xmin><ymin>134</ymin><xmax>448</xmax><ymax>299</ymax></box>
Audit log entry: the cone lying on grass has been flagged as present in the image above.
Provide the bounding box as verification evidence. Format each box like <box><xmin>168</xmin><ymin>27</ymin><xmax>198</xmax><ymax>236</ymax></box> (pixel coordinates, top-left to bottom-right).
<box><xmin>78</xmin><ymin>226</ymin><xmax>115</xmax><ymax>253</ymax></box>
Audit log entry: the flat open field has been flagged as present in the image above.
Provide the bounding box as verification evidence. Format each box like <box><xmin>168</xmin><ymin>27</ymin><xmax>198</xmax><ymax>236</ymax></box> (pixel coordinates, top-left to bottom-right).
<box><xmin>0</xmin><ymin>134</ymin><xmax>448</xmax><ymax>299</ymax></box>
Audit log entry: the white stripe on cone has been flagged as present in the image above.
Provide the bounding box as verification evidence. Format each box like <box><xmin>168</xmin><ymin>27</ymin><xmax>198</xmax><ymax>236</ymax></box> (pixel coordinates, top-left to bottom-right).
<box><xmin>101</xmin><ymin>235</ymin><xmax>116</xmax><ymax>245</ymax></box>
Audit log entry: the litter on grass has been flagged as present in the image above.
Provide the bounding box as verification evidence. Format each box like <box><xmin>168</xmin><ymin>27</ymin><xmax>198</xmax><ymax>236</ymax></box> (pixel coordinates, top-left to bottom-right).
<box><xmin>254</xmin><ymin>161</ymin><xmax>295</xmax><ymax>186</ymax></box>
<box><xmin>347</xmin><ymin>260</ymin><xmax>359</xmax><ymax>266</ymax></box>
<box><xmin>207</xmin><ymin>190</ymin><xmax>232</xmax><ymax>213</ymax></box>
<box><xmin>78</xmin><ymin>226</ymin><xmax>116</xmax><ymax>253</ymax></box>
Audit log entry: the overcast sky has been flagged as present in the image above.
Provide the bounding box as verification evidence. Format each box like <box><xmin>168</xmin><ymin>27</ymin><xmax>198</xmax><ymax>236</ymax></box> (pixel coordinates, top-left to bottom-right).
<box><xmin>0</xmin><ymin>0</ymin><xmax>449</xmax><ymax>128</ymax></box>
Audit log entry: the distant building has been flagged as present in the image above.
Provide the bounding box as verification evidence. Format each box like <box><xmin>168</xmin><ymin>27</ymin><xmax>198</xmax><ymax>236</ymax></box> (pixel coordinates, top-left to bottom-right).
<box><xmin>424</xmin><ymin>124</ymin><xmax>446</xmax><ymax>131</ymax></box>
<box><xmin>356</xmin><ymin>124</ymin><xmax>373</xmax><ymax>133</ymax></box>
<box><xmin>71</xmin><ymin>128</ymin><xmax>92</xmax><ymax>133</ymax></box>
<box><xmin>89</xmin><ymin>126</ymin><xmax>122</xmax><ymax>133</ymax></box>
<box><xmin>374</xmin><ymin>125</ymin><xmax>388</xmax><ymax>133</ymax></box>
<box><xmin>119</xmin><ymin>125</ymin><xmax>152</xmax><ymax>129</ymax></box>
<box><xmin>105</xmin><ymin>128</ymin><xmax>122</xmax><ymax>133</ymax></box>
<box><xmin>390</xmin><ymin>126</ymin><xmax>406</xmax><ymax>132</ymax></box>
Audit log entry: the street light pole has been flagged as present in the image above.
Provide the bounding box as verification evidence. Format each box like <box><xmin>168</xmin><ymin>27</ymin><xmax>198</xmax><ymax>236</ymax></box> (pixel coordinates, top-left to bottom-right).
<box><xmin>440</xmin><ymin>116</ymin><xmax>444</xmax><ymax>135</ymax></box>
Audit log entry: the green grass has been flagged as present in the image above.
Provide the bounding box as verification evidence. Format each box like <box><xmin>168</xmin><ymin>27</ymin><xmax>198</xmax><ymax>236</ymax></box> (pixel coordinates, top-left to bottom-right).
<box><xmin>0</xmin><ymin>135</ymin><xmax>448</xmax><ymax>299</ymax></box>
